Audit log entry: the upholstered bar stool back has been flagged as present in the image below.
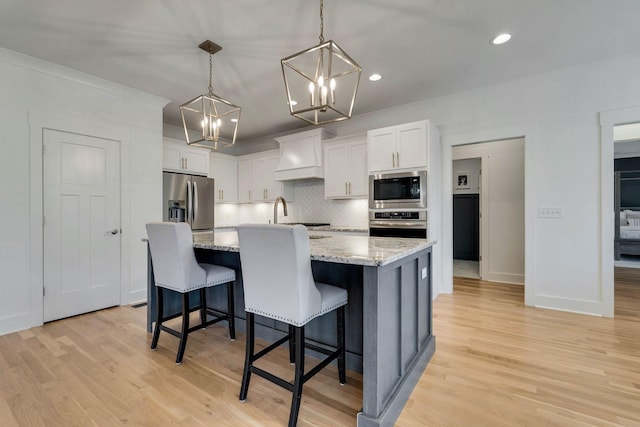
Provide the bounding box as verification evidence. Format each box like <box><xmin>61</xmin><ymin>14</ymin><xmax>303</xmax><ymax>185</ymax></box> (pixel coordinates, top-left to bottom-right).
<box><xmin>146</xmin><ymin>222</ymin><xmax>236</xmax><ymax>364</ymax></box>
<box><xmin>237</xmin><ymin>224</ymin><xmax>348</xmax><ymax>427</ymax></box>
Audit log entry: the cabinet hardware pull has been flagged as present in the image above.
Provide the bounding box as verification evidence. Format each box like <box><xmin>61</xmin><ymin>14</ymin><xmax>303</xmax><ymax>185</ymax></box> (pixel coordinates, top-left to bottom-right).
<box><xmin>221</xmin><ymin>189</ymin><xmax>224</xmax><ymax>200</ymax></box>
<box><xmin>396</xmin><ymin>152</ymin><xmax>399</xmax><ymax>167</ymax></box>
<box><xmin>349</xmin><ymin>182</ymin><xmax>351</xmax><ymax>194</ymax></box>
<box><xmin>249</xmin><ymin>190</ymin><xmax>251</xmax><ymax>200</ymax></box>
<box><xmin>345</xmin><ymin>182</ymin><xmax>348</xmax><ymax>194</ymax></box>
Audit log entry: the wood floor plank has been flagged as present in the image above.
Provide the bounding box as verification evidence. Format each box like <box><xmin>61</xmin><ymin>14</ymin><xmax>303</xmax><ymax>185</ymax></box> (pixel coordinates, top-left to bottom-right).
<box><xmin>396</xmin><ymin>267</ymin><xmax>640</xmax><ymax>427</ymax></box>
<box><xmin>1</xmin><ymin>268</ymin><xmax>638</xmax><ymax>426</ymax></box>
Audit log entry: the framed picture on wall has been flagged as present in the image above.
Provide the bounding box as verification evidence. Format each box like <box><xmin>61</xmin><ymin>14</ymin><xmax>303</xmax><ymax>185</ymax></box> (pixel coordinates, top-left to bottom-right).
<box><xmin>455</xmin><ymin>172</ymin><xmax>470</xmax><ymax>189</ymax></box>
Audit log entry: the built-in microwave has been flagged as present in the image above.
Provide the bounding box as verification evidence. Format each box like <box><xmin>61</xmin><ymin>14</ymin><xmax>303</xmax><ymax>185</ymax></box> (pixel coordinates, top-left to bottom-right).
<box><xmin>369</xmin><ymin>170</ymin><xmax>427</xmax><ymax>209</ymax></box>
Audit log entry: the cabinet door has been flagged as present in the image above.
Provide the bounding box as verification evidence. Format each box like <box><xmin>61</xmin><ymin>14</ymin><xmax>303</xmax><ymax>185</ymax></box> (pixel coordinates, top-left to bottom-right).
<box><xmin>250</xmin><ymin>157</ymin><xmax>269</xmax><ymax>201</ymax></box>
<box><xmin>324</xmin><ymin>143</ymin><xmax>350</xmax><ymax>198</ymax></box>
<box><xmin>263</xmin><ymin>155</ymin><xmax>282</xmax><ymax>201</ymax></box>
<box><xmin>162</xmin><ymin>144</ymin><xmax>183</xmax><ymax>172</ymax></box>
<box><xmin>210</xmin><ymin>156</ymin><xmax>238</xmax><ymax>202</ymax></box>
<box><xmin>396</xmin><ymin>121</ymin><xmax>427</xmax><ymax>170</ymax></box>
<box><xmin>237</xmin><ymin>159</ymin><xmax>252</xmax><ymax>202</ymax></box>
<box><xmin>348</xmin><ymin>141</ymin><xmax>368</xmax><ymax>197</ymax></box>
<box><xmin>182</xmin><ymin>147</ymin><xmax>209</xmax><ymax>175</ymax></box>
<box><xmin>367</xmin><ymin>127</ymin><xmax>396</xmax><ymax>172</ymax></box>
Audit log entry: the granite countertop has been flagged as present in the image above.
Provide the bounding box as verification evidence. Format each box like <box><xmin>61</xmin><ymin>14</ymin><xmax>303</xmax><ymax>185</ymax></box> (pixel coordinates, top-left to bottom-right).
<box><xmin>193</xmin><ymin>230</ymin><xmax>434</xmax><ymax>267</ymax></box>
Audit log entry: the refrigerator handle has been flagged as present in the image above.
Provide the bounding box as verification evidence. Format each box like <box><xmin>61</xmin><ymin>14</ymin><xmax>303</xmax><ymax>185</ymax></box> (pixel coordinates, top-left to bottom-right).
<box><xmin>187</xmin><ymin>180</ymin><xmax>193</xmax><ymax>224</ymax></box>
<box><xmin>193</xmin><ymin>180</ymin><xmax>198</xmax><ymax>224</ymax></box>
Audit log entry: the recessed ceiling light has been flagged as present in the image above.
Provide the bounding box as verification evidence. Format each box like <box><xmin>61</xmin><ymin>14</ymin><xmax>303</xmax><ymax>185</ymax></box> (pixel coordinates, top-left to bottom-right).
<box><xmin>492</xmin><ymin>33</ymin><xmax>511</xmax><ymax>45</ymax></box>
<box><xmin>369</xmin><ymin>73</ymin><xmax>382</xmax><ymax>82</ymax></box>
<box><xmin>230</xmin><ymin>118</ymin><xmax>238</xmax><ymax>123</ymax></box>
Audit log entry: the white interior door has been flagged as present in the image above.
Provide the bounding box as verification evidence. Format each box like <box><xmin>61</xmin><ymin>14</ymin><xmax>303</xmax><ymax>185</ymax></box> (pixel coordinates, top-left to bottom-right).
<box><xmin>43</xmin><ymin>129</ymin><xmax>121</xmax><ymax>322</ymax></box>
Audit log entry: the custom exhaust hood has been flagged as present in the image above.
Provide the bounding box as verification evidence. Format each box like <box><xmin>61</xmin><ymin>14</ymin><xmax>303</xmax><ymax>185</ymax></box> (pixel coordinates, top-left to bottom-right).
<box><xmin>274</xmin><ymin>128</ymin><xmax>335</xmax><ymax>181</ymax></box>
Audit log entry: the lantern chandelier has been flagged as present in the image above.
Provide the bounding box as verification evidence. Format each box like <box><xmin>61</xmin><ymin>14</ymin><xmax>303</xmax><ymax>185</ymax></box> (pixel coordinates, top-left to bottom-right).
<box><xmin>281</xmin><ymin>0</ymin><xmax>362</xmax><ymax>125</ymax></box>
<box><xmin>180</xmin><ymin>40</ymin><xmax>241</xmax><ymax>149</ymax></box>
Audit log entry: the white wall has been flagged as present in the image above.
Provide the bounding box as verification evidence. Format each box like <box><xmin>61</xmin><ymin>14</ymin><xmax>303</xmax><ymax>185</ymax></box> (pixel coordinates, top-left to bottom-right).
<box><xmin>0</xmin><ymin>48</ymin><xmax>166</xmax><ymax>335</ymax></box>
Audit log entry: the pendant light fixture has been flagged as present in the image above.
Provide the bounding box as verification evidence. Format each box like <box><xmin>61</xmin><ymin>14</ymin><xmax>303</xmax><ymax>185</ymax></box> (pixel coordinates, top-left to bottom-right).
<box><xmin>281</xmin><ymin>0</ymin><xmax>362</xmax><ymax>125</ymax></box>
<box><xmin>180</xmin><ymin>40</ymin><xmax>241</xmax><ymax>149</ymax></box>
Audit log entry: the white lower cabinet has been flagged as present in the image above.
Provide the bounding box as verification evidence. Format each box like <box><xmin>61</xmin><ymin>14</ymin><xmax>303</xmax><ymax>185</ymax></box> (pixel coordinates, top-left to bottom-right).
<box><xmin>237</xmin><ymin>151</ymin><xmax>292</xmax><ymax>203</ymax></box>
<box><xmin>323</xmin><ymin>134</ymin><xmax>368</xmax><ymax>199</ymax></box>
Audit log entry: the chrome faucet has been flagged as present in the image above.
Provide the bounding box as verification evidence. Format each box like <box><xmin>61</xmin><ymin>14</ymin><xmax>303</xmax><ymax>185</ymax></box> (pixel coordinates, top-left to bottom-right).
<box><xmin>273</xmin><ymin>196</ymin><xmax>288</xmax><ymax>224</ymax></box>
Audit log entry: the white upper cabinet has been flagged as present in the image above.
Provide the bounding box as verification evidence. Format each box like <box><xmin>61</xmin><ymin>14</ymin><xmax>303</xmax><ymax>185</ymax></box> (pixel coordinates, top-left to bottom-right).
<box><xmin>237</xmin><ymin>158</ymin><xmax>253</xmax><ymax>203</ymax></box>
<box><xmin>324</xmin><ymin>134</ymin><xmax>368</xmax><ymax>199</ymax></box>
<box><xmin>237</xmin><ymin>151</ymin><xmax>293</xmax><ymax>203</ymax></box>
<box><xmin>367</xmin><ymin>120</ymin><xmax>428</xmax><ymax>173</ymax></box>
<box><xmin>209</xmin><ymin>153</ymin><xmax>238</xmax><ymax>203</ymax></box>
<box><xmin>162</xmin><ymin>137</ymin><xmax>209</xmax><ymax>176</ymax></box>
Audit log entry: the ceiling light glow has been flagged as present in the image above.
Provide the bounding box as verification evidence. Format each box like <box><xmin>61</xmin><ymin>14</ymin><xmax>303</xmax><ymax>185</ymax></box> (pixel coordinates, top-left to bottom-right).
<box><xmin>492</xmin><ymin>33</ymin><xmax>511</xmax><ymax>45</ymax></box>
<box><xmin>369</xmin><ymin>73</ymin><xmax>382</xmax><ymax>82</ymax></box>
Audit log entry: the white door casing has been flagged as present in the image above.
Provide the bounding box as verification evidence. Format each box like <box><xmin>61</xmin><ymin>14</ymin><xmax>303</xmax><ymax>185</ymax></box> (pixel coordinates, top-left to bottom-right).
<box><xmin>43</xmin><ymin>129</ymin><xmax>121</xmax><ymax>322</ymax></box>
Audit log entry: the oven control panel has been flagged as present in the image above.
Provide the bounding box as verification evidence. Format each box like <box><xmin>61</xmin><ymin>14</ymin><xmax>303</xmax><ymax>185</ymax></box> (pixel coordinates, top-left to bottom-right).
<box><xmin>373</xmin><ymin>211</ymin><xmax>423</xmax><ymax>220</ymax></box>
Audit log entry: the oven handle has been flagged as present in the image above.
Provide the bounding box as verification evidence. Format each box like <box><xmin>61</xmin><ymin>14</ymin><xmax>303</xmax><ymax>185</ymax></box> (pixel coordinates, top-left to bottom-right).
<box><xmin>369</xmin><ymin>221</ymin><xmax>427</xmax><ymax>228</ymax></box>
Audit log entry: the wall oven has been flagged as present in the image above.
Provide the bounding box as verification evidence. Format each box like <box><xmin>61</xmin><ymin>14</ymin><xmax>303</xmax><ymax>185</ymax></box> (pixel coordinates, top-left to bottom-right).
<box><xmin>369</xmin><ymin>210</ymin><xmax>427</xmax><ymax>239</ymax></box>
<box><xmin>369</xmin><ymin>171</ymin><xmax>427</xmax><ymax>210</ymax></box>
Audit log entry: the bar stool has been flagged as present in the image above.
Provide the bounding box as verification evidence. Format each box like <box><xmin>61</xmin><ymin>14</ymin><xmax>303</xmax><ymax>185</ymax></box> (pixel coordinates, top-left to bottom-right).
<box><xmin>146</xmin><ymin>222</ymin><xmax>236</xmax><ymax>364</ymax></box>
<box><xmin>237</xmin><ymin>224</ymin><xmax>347</xmax><ymax>427</ymax></box>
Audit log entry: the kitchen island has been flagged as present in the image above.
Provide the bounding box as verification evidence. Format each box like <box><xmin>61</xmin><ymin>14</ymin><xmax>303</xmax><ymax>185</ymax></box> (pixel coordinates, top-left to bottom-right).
<box><xmin>146</xmin><ymin>230</ymin><xmax>435</xmax><ymax>427</ymax></box>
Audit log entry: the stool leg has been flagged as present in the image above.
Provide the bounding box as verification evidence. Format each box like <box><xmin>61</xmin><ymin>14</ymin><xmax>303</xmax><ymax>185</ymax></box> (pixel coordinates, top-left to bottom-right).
<box><xmin>288</xmin><ymin>324</ymin><xmax>295</xmax><ymax>364</ymax></box>
<box><xmin>227</xmin><ymin>281</ymin><xmax>236</xmax><ymax>340</ymax></box>
<box><xmin>151</xmin><ymin>286</ymin><xmax>163</xmax><ymax>350</ymax></box>
<box><xmin>289</xmin><ymin>325</ymin><xmax>305</xmax><ymax>427</ymax></box>
<box><xmin>200</xmin><ymin>288</ymin><xmax>207</xmax><ymax>327</ymax></box>
<box><xmin>239</xmin><ymin>312</ymin><xmax>255</xmax><ymax>401</ymax></box>
<box><xmin>337</xmin><ymin>305</ymin><xmax>346</xmax><ymax>385</ymax></box>
<box><xmin>176</xmin><ymin>292</ymin><xmax>190</xmax><ymax>364</ymax></box>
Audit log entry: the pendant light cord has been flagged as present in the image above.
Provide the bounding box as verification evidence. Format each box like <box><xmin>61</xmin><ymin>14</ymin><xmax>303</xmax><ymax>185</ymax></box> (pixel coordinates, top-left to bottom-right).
<box><xmin>319</xmin><ymin>0</ymin><xmax>324</xmax><ymax>44</ymax></box>
<box><xmin>208</xmin><ymin>51</ymin><xmax>214</xmax><ymax>95</ymax></box>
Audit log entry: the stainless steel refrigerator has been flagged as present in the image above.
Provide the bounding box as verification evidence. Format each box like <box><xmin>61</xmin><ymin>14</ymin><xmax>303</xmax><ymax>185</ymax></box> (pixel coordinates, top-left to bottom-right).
<box><xmin>163</xmin><ymin>172</ymin><xmax>215</xmax><ymax>231</ymax></box>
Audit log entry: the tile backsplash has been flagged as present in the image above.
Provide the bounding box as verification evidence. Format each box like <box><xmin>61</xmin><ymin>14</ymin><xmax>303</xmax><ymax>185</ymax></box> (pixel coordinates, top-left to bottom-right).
<box><xmin>214</xmin><ymin>181</ymin><xmax>368</xmax><ymax>229</ymax></box>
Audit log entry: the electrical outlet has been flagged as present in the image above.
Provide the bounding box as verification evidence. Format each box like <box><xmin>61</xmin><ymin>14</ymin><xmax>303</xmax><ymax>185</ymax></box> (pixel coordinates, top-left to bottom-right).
<box><xmin>538</xmin><ymin>207</ymin><xmax>563</xmax><ymax>218</ymax></box>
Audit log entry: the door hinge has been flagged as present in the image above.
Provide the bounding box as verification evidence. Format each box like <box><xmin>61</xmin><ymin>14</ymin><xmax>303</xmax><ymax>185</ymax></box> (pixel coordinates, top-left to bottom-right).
<box><xmin>42</xmin><ymin>144</ymin><xmax>46</xmax><ymax>155</ymax></box>
<box><xmin>43</xmin><ymin>287</ymin><xmax>45</xmax><ymax>296</ymax></box>
<box><xmin>43</xmin><ymin>216</ymin><xmax>46</xmax><ymax>226</ymax></box>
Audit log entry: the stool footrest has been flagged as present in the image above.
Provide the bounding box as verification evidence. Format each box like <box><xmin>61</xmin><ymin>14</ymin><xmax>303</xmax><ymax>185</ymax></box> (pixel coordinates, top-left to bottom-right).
<box><xmin>253</xmin><ymin>334</ymin><xmax>291</xmax><ymax>361</ymax></box>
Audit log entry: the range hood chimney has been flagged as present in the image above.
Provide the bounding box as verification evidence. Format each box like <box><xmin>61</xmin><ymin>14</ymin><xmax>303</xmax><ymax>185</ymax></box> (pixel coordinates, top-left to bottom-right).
<box><xmin>274</xmin><ymin>128</ymin><xmax>335</xmax><ymax>181</ymax></box>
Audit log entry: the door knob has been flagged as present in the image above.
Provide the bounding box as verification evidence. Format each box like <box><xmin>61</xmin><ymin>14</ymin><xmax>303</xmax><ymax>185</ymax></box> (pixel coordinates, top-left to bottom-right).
<box><xmin>108</xmin><ymin>229</ymin><xmax>119</xmax><ymax>235</ymax></box>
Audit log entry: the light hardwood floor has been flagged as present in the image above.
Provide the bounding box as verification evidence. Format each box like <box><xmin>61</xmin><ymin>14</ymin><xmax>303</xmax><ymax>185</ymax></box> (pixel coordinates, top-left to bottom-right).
<box><xmin>1</xmin><ymin>269</ymin><xmax>638</xmax><ymax>426</ymax></box>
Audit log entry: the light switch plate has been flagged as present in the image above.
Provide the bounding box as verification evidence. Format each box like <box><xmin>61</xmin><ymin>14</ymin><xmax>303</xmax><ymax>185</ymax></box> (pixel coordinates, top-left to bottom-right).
<box><xmin>422</xmin><ymin>267</ymin><xmax>427</xmax><ymax>279</ymax></box>
<box><xmin>538</xmin><ymin>207</ymin><xmax>563</xmax><ymax>218</ymax></box>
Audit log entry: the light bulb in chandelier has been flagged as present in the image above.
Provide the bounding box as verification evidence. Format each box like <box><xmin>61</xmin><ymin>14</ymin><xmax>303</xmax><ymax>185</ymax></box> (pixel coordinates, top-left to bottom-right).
<box><xmin>308</xmin><ymin>76</ymin><xmax>337</xmax><ymax>109</ymax></box>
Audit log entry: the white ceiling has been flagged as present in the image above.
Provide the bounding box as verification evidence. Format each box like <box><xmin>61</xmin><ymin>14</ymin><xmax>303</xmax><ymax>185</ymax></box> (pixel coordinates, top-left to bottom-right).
<box><xmin>2</xmin><ymin>0</ymin><xmax>640</xmax><ymax>145</ymax></box>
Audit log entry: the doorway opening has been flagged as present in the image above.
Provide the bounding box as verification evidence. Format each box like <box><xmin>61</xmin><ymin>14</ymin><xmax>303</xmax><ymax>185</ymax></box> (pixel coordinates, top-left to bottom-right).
<box><xmin>452</xmin><ymin>138</ymin><xmax>525</xmax><ymax>290</ymax></box>
<box><xmin>613</xmin><ymin>123</ymin><xmax>640</xmax><ymax>270</ymax></box>
<box><xmin>452</xmin><ymin>157</ymin><xmax>481</xmax><ymax>279</ymax></box>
